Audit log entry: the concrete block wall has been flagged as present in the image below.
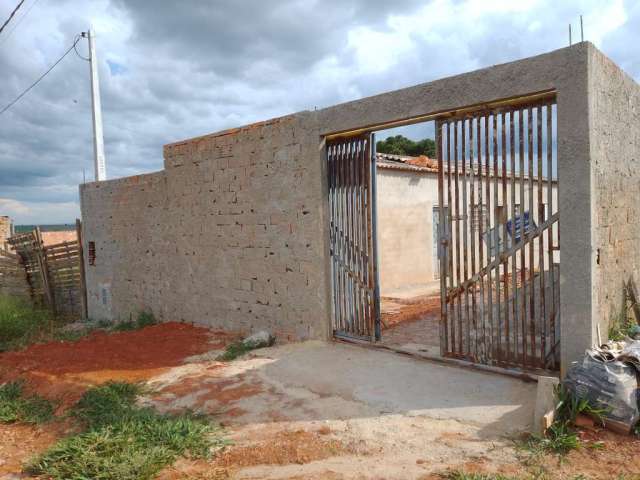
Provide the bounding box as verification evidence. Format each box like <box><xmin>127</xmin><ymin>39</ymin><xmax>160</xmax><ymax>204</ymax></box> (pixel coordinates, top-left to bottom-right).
<box><xmin>80</xmin><ymin>42</ymin><xmax>639</xmax><ymax>373</ymax></box>
<box><xmin>81</xmin><ymin>113</ymin><xmax>330</xmax><ymax>341</ymax></box>
<box><xmin>589</xmin><ymin>47</ymin><xmax>640</xmax><ymax>339</ymax></box>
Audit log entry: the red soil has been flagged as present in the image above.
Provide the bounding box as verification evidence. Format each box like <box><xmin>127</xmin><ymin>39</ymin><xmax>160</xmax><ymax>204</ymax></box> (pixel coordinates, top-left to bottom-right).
<box><xmin>0</xmin><ymin>322</ymin><xmax>232</xmax><ymax>410</ymax></box>
<box><xmin>381</xmin><ymin>295</ymin><xmax>441</xmax><ymax>329</ymax></box>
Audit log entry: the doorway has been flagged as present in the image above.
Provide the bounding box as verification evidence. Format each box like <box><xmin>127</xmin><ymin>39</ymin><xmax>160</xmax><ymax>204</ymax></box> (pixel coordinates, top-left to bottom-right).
<box><xmin>325</xmin><ymin>94</ymin><xmax>560</xmax><ymax>373</ymax></box>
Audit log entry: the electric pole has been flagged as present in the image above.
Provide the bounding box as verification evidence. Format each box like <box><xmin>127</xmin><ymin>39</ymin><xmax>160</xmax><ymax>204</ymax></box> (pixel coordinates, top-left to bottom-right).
<box><xmin>85</xmin><ymin>27</ymin><xmax>106</xmax><ymax>181</ymax></box>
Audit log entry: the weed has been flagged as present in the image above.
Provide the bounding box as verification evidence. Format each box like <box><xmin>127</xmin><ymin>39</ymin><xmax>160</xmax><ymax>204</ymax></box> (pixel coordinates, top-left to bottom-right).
<box><xmin>524</xmin><ymin>422</ymin><xmax>580</xmax><ymax>456</ymax></box>
<box><xmin>554</xmin><ymin>384</ymin><xmax>608</xmax><ymax>426</ymax></box>
<box><xmin>441</xmin><ymin>472</ymin><xmax>517</xmax><ymax>480</ymax></box>
<box><xmin>53</xmin><ymin>328</ymin><xmax>92</xmax><ymax>343</ymax></box>
<box><xmin>72</xmin><ymin>381</ymin><xmax>143</xmax><ymax>427</ymax></box>
<box><xmin>113</xmin><ymin>311</ymin><xmax>157</xmax><ymax>332</ymax></box>
<box><xmin>27</xmin><ymin>381</ymin><xmax>226</xmax><ymax>480</ymax></box>
<box><xmin>136</xmin><ymin>311</ymin><xmax>156</xmax><ymax>328</ymax></box>
<box><xmin>97</xmin><ymin>318</ymin><xmax>114</xmax><ymax>329</ymax></box>
<box><xmin>0</xmin><ymin>295</ymin><xmax>51</xmax><ymax>351</ymax></box>
<box><xmin>216</xmin><ymin>340</ymin><xmax>255</xmax><ymax>361</ymax></box>
<box><xmin>0</xmin><ymin>380</ymin><xmax>55</xmax><ymax>424</ymax></box>
<box><xmin>520</xmin><ymin>386</ymin><xmax>607</xmax><ymax>458</ymax></box>
<box><xmin>608</xmin><ymin>282</ymin><xmax>639</xmax><ymax>341</ymax></box>
<box><xmin>113</xmin><ymin>319</ymin><xmax>137</xmax><ymax>331</ymax></box>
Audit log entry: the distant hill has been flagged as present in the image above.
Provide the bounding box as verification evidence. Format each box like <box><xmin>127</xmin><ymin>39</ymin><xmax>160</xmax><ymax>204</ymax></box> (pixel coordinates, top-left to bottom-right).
<box><xmin>15</xmin><ymin>224</ymin><xmax>76</xmax><ymax>233</ymax></box>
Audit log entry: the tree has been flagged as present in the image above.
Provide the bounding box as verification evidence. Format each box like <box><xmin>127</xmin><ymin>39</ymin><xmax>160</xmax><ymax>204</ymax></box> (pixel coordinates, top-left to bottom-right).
<box><xmin>376</xmin><ymin>135</ymin><xmax>436</xmax><ymax>158</ymax></box>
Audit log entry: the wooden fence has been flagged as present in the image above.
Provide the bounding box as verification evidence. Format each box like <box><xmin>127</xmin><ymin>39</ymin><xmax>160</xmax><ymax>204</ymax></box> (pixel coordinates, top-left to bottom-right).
<box><xmin>0</xmin><ymin>247</ymin><xmax>31</xmax><ymax>300</ymax></box>
<box><xmin>5</xmin><ymin>220</ymin><xmax>87</xmax><ymax>320</ymax></box>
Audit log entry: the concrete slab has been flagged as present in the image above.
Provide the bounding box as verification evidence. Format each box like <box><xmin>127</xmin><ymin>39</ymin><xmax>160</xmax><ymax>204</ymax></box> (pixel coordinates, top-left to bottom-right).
<box><xmin>147</xmin><ymin>339</ymin><xmax>537</xmax><ymax>479</ymax></box>
<box><xmin>255</xmin><ymin>341</ymin><xmax>536</xmax><ymax>436</ymax></box>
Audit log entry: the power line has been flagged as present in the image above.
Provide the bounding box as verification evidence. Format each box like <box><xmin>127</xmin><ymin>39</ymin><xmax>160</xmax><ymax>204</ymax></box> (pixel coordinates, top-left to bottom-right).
<box><xmin>0</xmin><ymin>0</ymin><xmax>25</xmax><ymax>35</ymax></box>
<box><xmin>73</xmin><ymin>33</ymin><xmax>90</xmax><ymax>61</ymax></box>
<box><xmin>0</xmin><ymin>0</ymin><xmax>42</xmax><ymax>47</ymax></box>
<box><xmin>0</xmin><ymin>36</ymin><xmax>80</xmax><ymax>116</ymax></box>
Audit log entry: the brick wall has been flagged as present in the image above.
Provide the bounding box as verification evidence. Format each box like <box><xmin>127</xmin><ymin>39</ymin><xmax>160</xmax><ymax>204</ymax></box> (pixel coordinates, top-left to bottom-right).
<box><xmin>0</xmin><ymin>216</ymin><xmax>12</xmax><ymax>247</ymax></box>
<box><xmin>80</xmin><ymin>112</ymin><xmax>330</xmax><ymax>340</ymax></box>
<box><xmin>589</xmin><ymin>48</ymin><xmax>640</xmax><ymax>338</ymax></box>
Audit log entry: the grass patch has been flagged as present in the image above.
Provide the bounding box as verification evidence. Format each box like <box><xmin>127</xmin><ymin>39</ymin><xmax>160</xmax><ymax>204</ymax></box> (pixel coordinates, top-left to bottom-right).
<box><xmin>521</xmin><ymin>385</ymin><xmax>607</xmax><ymax>457</ymax></box>
<box><xmin>441</xmin><ymin>473</ymin><xmax>518</xmax><ymax>480</ymax></box>
<box><xmin>113</xmin><ymin>311</ymin><xmax>157</xmax><ymax>332</ymax></box>
<box><xmin>26</xmin><ymin>381</ymin><xmax>225</xmax><ymax>480</ymax></box>
<box><xmin>0</xmin><ymin>295</ymin><xmax>52</xmax><ymax>351</ymax></box>
<box><xmin>0</xmin><ymin>380</ymin><xmax>55</xmax><ymax>424</ymax></box>
<box><xmin>216</xmin><ymin>340</ymin><xmax>256</xmax><ymax>361</ymax></box>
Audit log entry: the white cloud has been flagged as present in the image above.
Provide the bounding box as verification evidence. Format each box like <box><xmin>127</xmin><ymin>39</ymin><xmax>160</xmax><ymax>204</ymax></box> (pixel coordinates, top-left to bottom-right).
<box><xmin>0</xmin><ymin>0</ymin><xmax>637</xmax><ymax>225</ymax></box>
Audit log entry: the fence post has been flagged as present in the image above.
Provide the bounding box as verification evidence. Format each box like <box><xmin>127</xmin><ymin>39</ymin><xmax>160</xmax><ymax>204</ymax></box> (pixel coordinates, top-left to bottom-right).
<box><xmin>34</xmin><ymin>227</ymin><xmax>56</xmax><ymax>319</ymax></box>
<box><xmin>76</xmin><ymin>219</ymin><xmax>88</xmax><ymax>320</ymax></box>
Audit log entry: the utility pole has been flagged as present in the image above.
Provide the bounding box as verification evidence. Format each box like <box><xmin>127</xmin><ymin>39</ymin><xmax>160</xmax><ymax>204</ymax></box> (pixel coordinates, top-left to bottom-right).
<box><xmin>85</xmin><ymin>27</ymin><xmax>106</xmax><ymax>181</ymax></box>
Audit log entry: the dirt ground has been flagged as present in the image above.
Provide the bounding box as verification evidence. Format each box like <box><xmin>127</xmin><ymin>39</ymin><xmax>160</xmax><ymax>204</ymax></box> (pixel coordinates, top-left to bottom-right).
<box><xmin>1</xmin><ymin>322</ymin><xmax>640</xmax><ymax>479</ymax></box>
<box><xmin>381</xmin><ymin>295</ymin><xmax>440</xmax><ymax>330</ymax></box>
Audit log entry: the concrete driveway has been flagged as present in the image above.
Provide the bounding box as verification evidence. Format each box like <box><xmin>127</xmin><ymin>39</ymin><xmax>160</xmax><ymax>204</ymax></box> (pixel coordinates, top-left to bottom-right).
<box><xmin>150</xmin><ymin>340</ymin><xmax>537</xmax><ymax>479</ymax></box>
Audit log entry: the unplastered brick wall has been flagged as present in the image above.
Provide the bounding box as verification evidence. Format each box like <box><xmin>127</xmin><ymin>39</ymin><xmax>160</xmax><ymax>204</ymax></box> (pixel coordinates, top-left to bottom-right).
<box><xmin>589</xmin><ymin>47</ymin><xmax>640</xmax><ymax>337</ymax></box>
<box><xmin>80</xmin><ymin>112</ymin><xmax>330</xmax><ymax>341</ymax></box>
<box><xmin>0</xmin><ymin>216</ymin><xmax>12</xmax><ymax>246</ymax></box>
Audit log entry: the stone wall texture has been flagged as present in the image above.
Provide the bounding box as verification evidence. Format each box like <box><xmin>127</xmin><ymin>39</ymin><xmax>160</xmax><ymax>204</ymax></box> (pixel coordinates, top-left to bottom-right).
<box><xmin>589</xmin><ymin>47</ymin><xmax>640</xmax><ymax>338</ymax></box>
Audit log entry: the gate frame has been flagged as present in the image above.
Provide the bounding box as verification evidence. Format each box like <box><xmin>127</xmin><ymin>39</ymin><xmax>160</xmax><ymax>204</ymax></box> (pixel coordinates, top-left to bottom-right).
<box><xmin>434</xmin><ymin>97</ymin><xmax>560</xmax><ymax>372</ymax></box>
<box><xmin>326</xmin><ymin>132</ymin><xmax>381</xmax><ymax>342</ymax></box>
<box><xmin>325</xmin><ymin>93</ymin><xmax>562</xmax><ymax>375</ymax></box>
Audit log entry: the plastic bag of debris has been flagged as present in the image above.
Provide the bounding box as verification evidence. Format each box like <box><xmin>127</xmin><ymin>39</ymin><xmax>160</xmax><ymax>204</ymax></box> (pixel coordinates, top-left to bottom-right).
<box><xmin>563</xmin><ymin>351</ymin><xmax>640</xmax><ymax>433</ymax></box>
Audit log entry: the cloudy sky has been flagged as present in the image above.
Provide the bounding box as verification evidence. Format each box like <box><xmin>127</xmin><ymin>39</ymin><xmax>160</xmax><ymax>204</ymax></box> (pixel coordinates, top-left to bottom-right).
<box><xmin>0</xmin><ymin>0</ymin><xmax>637</xmax><ymax>225</ymax></box>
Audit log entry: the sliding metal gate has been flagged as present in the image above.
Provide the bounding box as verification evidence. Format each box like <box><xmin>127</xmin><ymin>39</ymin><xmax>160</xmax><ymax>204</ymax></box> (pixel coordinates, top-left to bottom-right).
<box><xmin>437</xmin><ymin>98</ymin><xmax>560</xmax><ymax>371</ymax></box>
<box><xmin>327</xmin><ymin>133</ymin><xmax>381</xmax><ymax>341</ymax></box>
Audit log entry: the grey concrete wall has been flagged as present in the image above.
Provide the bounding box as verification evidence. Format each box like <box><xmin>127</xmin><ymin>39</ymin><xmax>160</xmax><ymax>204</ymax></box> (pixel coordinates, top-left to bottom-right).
<box><xmin>588</xmin><ymin>47</ymin><xmax>640</xmax><ymax>343</ymax></box>
<box><xmin>80</xmin><ymin>43</ymin><xmax>612</xmax><ymax>372</ymax></box>
<box><xmin>81</xmin><ymin>113</ymin><xmax>331</xmax><ymax>341</ymax></box>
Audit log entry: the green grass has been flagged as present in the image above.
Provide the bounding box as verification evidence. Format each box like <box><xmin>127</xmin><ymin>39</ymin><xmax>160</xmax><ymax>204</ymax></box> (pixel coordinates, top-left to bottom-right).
<box><xmin>520</xmin><ymin>385</ymin><xmax>607</xmax><ymax>457</ymax></box>
<box><xmin>0</xmin><ymin>295</ymin><xmax>52</xmax><ymax>351</ymax></box>
<box><xmin>26</xmin><ymin>382</ymin><xmax>226</xmax><ymax>480</ymax></box>
<box><xmin>442</xmin><ymin>473</ymin><xmax>518</xmax><ymax>480</ymax></box>
<box><xmin>0</xmin><ymin>380</ymin><xmax>55</xmax><ymax>424</ymax></box>
<box><xmin>443</xmin><ymin>471</ymin><xmax>602</xmax><ymax>480</ymax></box>
<box><xmin>523</xmin><ymin>422</ymin><xmax>580</xmax><ymax>456</ymax></box>
<box><xmin>113</xmin><ymin>311</ymin><xmax>157</xmax><ymax>332</ymax></box>
<box><xmin>216</xmin><ymin>340</ymin><xmax>256</xmax><ymax>361</ymax></box>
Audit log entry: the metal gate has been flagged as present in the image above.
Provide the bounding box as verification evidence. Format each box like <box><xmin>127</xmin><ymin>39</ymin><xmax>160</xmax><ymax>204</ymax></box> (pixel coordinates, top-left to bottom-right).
<box><xmin>327</xmin><ymin>133</ymin><xmax>381</xmax><ymax>341</ymax></box>
<box><xmin>436</xmin><ymin>98</ymin><xmax>560</xmax><ymax>370</ymax></box>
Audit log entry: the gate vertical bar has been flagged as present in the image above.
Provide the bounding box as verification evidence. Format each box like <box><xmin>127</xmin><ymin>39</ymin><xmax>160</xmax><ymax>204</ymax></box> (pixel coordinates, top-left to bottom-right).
<box><xmin>547</xmin><ymin>104</ymin><xmax>557</xmax><ymax>368</ymax></box>
<box><xmin>509</xmin><ymin>112</ymin><xmax>518</xmax><ymax>361</ymax></box>
<box><xmin>528</xmin><ymin>107</ymin><xmax>536</xmax><ymax>364</ymax></box>
<box><xmin>454</xmin><ymin>122</ymin><xmax>463</xmax><ymax>355</ymax></box>
<box><xmin>437</xmin><ymin>121</ymin><xmax>448</xmax><ymax>356</ymax></box>
<box><xmin>537</xmin><ymin>105</ymin><xmax>547</xmax><ymax>367</ymax></box>
<box><xmin>519</xmin><ymin>109</ymin><xmax>527</xmax><ymax>365</ymax></box>
<box><xmin>501</xmin><ymin>112</ymin><xmax>509</xmax><ymax>363</ymax></box>
<box><xmin>461</xmin><ymin>119</ymin><xmax>470</xmax><ymax>356</ymax></box>
<box><xmin>370</xmin><ymin>134</ymin><xmax>381</xmax><ymax>340</ymax></box>
<box><xmin>446</xmin><ymin>122</ymin><xmax>455</xmax><ymax>354</ymax></box>
<box><xmin>477</xmin><ymin>116</ymin><xmax>486</xmax><ymax>361</ymax></box>
<box><xmin>469</xmin><ymin>117</ymin><xmax>478</xmax><ymax>360</ymax></box>
<box><xmin>485</xmin><ymin>115</ymin><xmax>493</xmax><ymax>360</ymax></box>
<box><xmin>492</xmin><ymin>113</ymin><xmax>501</xmax><ymax>361</ymax></box>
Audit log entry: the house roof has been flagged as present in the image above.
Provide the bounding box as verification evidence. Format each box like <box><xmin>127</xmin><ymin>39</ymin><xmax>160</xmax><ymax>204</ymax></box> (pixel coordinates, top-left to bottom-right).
<box><xmin>375</xmin><ymin>153</ymin><xmax>438</xmax><ymax>173</ymax></box>
<box><xmin>375</xmin><ymin>152</ymin><xmax>558</xmax><ymax>184</ymax></box>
